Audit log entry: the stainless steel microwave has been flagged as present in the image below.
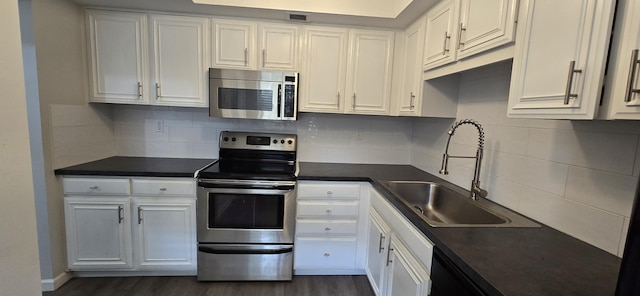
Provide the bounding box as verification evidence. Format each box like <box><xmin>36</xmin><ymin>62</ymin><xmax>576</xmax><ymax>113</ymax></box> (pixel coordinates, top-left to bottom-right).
<box><xmin>209</xmin><ymin>68</ymin><xmax>298</xmax><ymax>121</ymax></box>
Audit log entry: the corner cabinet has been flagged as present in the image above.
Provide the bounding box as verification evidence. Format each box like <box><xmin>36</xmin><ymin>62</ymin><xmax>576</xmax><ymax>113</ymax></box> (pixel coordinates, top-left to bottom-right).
<box><xmin>86</xmin><ymin>10</ymin><xmax>149</xmax><ymax>105</ymax></box>
<box><xmin>599</xmin><ymin>0</ymin><xmax>640</xmax><ymax>120</ymax></box>
<box><xmin>62</xmin><ymin>177</ymin><xmax>197</xmax><ymax>273</ymax></box>
<box><xmin>367</xmin><ymin>189</ymin><xmax>433</xmax><ymax>296</ymax></box>
<box><xmin>86</xmin><ymin>9</ymin><xmax>209</xmax><ymax>107</ymax></box>
<box><xmin>299</xmin><ymin>27</ymin><xmax>394</xmax><ymax>115</ymax></box>
<box><xmin>294</xmin><ymin>181</ymin><xmax>370</xmax><ymax>275</ymax></box>
<box><xmin>507</xmin><ymin>0</ymin><xmax>615</xmax><ymax>119</ymax></box>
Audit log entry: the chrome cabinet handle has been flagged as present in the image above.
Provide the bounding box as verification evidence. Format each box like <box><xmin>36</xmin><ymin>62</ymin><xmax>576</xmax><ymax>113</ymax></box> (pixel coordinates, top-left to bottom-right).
<box><xmin>326</xmin><ymin>190</ymin><xmax>333</xmax><ymax>195</ymax></box>
<box><xmin>323</xmin><ymin>253</ymin><xmax>330</xmax><ymax>257</ymax></box>
<box><xmin>118</xmin><ymin>206</ymin><xmax>124</xmax><ymax>224</ymax></box>
<box><xmin>564</xmin><ymin>61</ymin><xmax>582</xmax><ymax>104</ymax></box>
<box><xmin>336</xmin><ymin>92</ymin><xmax>340</xmax><ymax>107</ymax></box>
<box><xmin>378</xmin><ymin>234</ymin><xmax>386</xmax><ymax>253</ymax></box>
<box><xmin>458</xmin><ymin>23</ymin><xmax>466</xmax><ymax>48</ymax></box>
<box><xmin>325</xmin><ymin>209</ymin><xmax>332</xmax><ymax>213</ymax></box>
<box><xmin>159</xmin><ymin>188</ymin><xmax>167</xmax><ymax>192</ymax></box>
<box><xmin>386</xmin><ymin>247</ymin><xmax>394</xmax><ymax>266</ymax></box>
<box><xmin>244</xmin><ymin>48</ymin><xmax>248</xmax><ymax>66</ymax></box>
<box><xmin>137</xmin><ymin>82</ymin><xmax>143</xmax><ymax>98</ymax></box>
<box><xmin>324</xmin><ymin>227</ymin><xmax>331</xmax><ymax>231</ymax></box>
<box><xmin>155</xmin><ymin>83</ymin><xmax>161</xmax><ymax>99</ymax></box>
<box><xmin>138</xmin><ymin>207</ymin><xmax>143</xmax><ymax>224</ymax></box>
<box><xmin>262</xmin><ymin>49</ymin><xmax>266</xmax><ymax>68</ymax></box>
<box><xmin>443</xmin><ymin>31</ymin><xmax>450</xmax><ymax>55</ymax></box>
<box><xmin>89</xmin><ymin>186</ymin><xmax>98</xmax><ymax>190</ymax></box>
<box><xmin>625</xmin><ymin>49</ymin><xmax>640</xmax><ymax>102</ymax></box>
<box><xmin>352</xmin><ymin>93</ymin><xmax>356</xmax><ymax>110</ymax></box>
<box><xmin>410</xmin><ymin>92</ymin><xmax>415</xmax><ymax>110</ymax></box>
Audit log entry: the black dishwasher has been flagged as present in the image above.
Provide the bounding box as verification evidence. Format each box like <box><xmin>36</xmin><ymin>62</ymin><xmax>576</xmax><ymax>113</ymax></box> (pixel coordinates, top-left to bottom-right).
<box><xmin>431</xmin><ymin>248</ymin><xmax>486</xmax><ymax>296</ymax></box>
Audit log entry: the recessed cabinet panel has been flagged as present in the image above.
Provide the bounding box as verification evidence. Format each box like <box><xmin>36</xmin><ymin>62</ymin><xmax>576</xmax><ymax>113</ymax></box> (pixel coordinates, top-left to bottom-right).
<box><xmin>457</xmin><ymin>0</ymin><xmax>516</xmax><ymax>59</ymax></box>
<box><xmin>259</xmin><ymin>24</ymin><xmax>299</xmax><ymax>70</ymax></box>
<box><xmin>299</xmin><ymin>26</ymin><xmax>349</xmax><ymax>113</ymax></box>
<box><xmin>151</xmin><ymin>15</ymin><xmax>209</xmax><ymax>107</ymax></box>
<box><xmin>386</xmin><ymin>237</ymin><xmax>431</xmax><ymax>296</ymax></box>
<box><xmin>87</xmin><ymin>10</ymin><xmax>148</xmax><ymax>104</ymax></box>
<box><xmin>399</xmin><ymin>17</ymin><xmax>426</xmax><ymax>116</ymax></box>
<box><xmin>508</xmin><ymin>0</ymin><xmax>615</xmax><ymax>119</ymax></box>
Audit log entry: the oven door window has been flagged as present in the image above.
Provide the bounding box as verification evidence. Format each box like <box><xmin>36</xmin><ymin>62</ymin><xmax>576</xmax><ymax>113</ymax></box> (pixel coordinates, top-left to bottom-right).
<box><xmin>208</xmin><ymin>193</ymin><xmax>284</xmax><ymax>229</ymax></box>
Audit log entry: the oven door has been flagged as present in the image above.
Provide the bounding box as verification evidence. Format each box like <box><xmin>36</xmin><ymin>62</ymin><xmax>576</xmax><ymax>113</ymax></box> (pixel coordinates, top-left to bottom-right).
<box><xmin>210</xmin><ymin>78</ymin><xmax>281</xmax><ymax>120</ymax></box>
<box><xmin>197</xmin><ymin>179</ymin><xmax>296</xmax><ymax>244</ymax></box>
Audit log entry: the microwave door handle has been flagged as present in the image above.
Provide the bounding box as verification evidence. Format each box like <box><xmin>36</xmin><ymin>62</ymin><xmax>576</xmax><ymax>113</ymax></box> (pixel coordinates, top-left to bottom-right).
<box><xmin>277</xmin><ymin>84</ymin><xmax>282</xmax><ymax>118</ymax></box>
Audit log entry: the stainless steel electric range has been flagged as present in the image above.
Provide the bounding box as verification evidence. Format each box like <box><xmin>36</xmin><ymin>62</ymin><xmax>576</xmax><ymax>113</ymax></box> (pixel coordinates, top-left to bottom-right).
<box><xmin>195</xmin><ymin>131</ymin><xmax>297</xmax><ymax>281</ymax></box>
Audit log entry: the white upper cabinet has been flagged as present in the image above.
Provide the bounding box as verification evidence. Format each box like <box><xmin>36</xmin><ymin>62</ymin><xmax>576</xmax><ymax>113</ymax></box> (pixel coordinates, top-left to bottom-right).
<box><xmin>212</xmin><ymin>19</ymin><xmax>257</xmax><ymax>69</ymax></box>
<box><xmin>299</xmin><ymin>26</ymin><xmax>349</xmax><ymax>113</ymax></box>
<box><xmin>457</xmin><ymin>0</ymin><xmax>518</xmax><ymax>59</ymax></box>
<box><xmin>213</xmin><ymin>19</ymin><xmax>299</xmax><ymax>71</ymax></box>
<box><xmin>150</xmin><ymin>15</ymin><xmax>209</xmax><ymax>107</ymax></box>
<box><xmin>599</xmin><ymin>0</ymin><xmax>640</xmax><ymax>120</ymax></box>
<box><xmin>423</xmin><ymin>0</ymin><xmax>459</xmax><ymax>70</ymax></box>
<box><xmin>259</xmin><ymin>23</ymin><xmax>299</xmax><ymax>70</ymax></box>
<box><xmin>398</xmin><ymin>17</ymin><xmax>426</xmax><ymax>116</ymax></box>
<box><xmin>86</xmin><ymin>10</ymin><xmax>149</xmax><ymax>104</ymax></box>
<box><xmin>507</xmin><ymin>0</ymin><xmax>615</xmax><ymax>119</ymax></box>
<box><xmin>346</xmin><ymin>29</ymin><xmax>395</xmax><ymax>115</ymax></box>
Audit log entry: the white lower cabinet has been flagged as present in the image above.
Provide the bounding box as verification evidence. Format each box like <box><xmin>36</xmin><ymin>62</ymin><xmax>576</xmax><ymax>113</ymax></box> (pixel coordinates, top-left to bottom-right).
<box><xmin>65</xmin><ymin>197</ymin><xmax>133</xmax><ymax>270</ymax></box>
<box><xmin>367</xmin><ymin>189</ymin><xmax>433</xmax><ymax>296</ymax></box>
<box><xmin>294</xmin><ymin>181</ymin><xmax>370</xmax><ymax>275</ymax></box>
<box><xmin>63</xmin><ymin>177</ymin><xmax>196</xmax><ymax>273</ymax></box>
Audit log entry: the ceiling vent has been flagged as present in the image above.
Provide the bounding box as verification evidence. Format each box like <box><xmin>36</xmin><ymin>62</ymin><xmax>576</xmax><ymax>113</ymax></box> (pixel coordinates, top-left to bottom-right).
<box><xmin>288</xmin><ymin>13</ymin><xmax>309</xmax><ymax>22</ymax></box>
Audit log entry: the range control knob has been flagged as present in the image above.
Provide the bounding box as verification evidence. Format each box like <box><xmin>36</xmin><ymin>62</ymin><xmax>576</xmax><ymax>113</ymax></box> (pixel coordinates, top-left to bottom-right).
<box><xmin>273</xmin><ymin>139</ymin><xmax>278</xmax><ymax>144</ymax></box>
<box><xmin>288</xmin><ymin>139</ymin><xmax>293</xmax><ymax>145</ymax></box>
<box><xmin>231</xmin><ymin>137</ymin><xmax>236</xmax><ymax>142</ymax></box>
<box><xmin>223</xmin><ymin>137</ymin><xmax>229</xmax><ymax>142</ymax></box>
<box><xmin>281</xmin><ymin>140</ymin><xmax>285</xmax><ymax>144</ymax></box>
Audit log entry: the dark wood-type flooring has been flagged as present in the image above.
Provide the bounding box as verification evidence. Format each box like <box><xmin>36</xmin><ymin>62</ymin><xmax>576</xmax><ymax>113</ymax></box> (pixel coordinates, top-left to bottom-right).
<box><xmin>42</xmin><ymin>276</ymin><xmax>374</xmax><ymax>296</ymax></box>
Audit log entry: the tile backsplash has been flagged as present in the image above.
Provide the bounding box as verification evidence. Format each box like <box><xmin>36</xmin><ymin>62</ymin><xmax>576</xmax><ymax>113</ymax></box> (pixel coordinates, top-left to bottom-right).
<box><xmin>411</xmin><ymin>62</ymin><xmax>640</xmax><ymax>256</ymax></box>
<box><xmin>112</xmin><ymin>105</ymin><xmax>414</xmax><ymax>164</ymax></box>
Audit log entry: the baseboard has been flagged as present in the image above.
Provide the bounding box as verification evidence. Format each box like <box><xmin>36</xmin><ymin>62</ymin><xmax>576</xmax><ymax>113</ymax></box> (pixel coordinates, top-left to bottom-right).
<box><xmin>294</xmin><ymin>268</ymin><xmax>366</xmax><ymax>276</ymax></box>
<box><xmin>41</xmin><ymin>272</ymin><xmax>72</xmax><ymax>292</ymax></box>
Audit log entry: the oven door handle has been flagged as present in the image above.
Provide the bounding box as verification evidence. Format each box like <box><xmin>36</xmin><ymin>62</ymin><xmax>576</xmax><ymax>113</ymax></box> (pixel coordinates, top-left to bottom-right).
<box><xmin>198</xmin><ymin>246</ymin><xmax>293</xmax><ymax>255</ymax></box>
<box><xmin>198</xmin><ymin>183</ymin><xmax>295</xmax><ymax>191</ymax></box>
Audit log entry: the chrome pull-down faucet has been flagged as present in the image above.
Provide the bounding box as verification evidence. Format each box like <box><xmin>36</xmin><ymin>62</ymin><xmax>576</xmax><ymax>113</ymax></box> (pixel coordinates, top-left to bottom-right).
<box><xmin>439</xmin><ymin>119</ymin><xmax>487</xmax><ymax>200</ymax></box>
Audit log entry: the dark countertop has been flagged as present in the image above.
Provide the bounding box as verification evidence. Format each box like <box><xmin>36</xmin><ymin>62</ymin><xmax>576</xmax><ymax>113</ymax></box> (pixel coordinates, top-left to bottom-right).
<box><xmin>55</xmin><ymin>158</ymin><xmax>622</xmax><ymax>295</ymax></box>
<box><xmin>53</xmin><ymin>156</ymin><xmax>216</xmax><ymax>178</ymax></box>
<box><xmin>298</xmin><ymin>162</ymin><xmax>621</xmax><ymax>296</ymax></box>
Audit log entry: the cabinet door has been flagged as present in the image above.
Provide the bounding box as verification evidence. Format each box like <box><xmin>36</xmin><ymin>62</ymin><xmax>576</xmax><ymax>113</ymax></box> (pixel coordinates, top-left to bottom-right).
<box><xmin>86</xmin><ymin>10</ymin><xmax>149</xmax><ymax>104</ymax></box>
<box><xmin>133</xmin><ymin>198</ymin><xmax>197</xmax><ymax>270</ymax></box>
<box><xmin>386</xmin><ymin>237</ymin><xmax>431</xmax><ymax>296</ymax></box>
<box><xmin>299</xmin><ymin>26</ymin><xmax>349</xmax><ymax>113</ymax></box>
<box><xmin>507</xmin><ymin>0</ymin><xmax>615</xmax><ymax>119</ymax></box>
<box><xmin>212</xmin><ymin>19</ymin><xmax>256</xmax><ymax>69</ymax></box>
<box><xmin>259</xmin><ymin>23</ymin><xmax>299</xmax><ymax>70</ymax></box>
<box><xmin>423</xmin><ymin>0</ymin><xmax>459</xmax><ymax>71</ymax></box>
<box><xmin>150</xmin><ymin>15</ymin><xmax>209</xmax><ymax>107</ymax></box>
<box><xmin>346</xmin><ymin>29</ymin><xmax>394</xmax><ymax>115</ymax></box>
<box><xmin>399</xmin><ymin>17</ymin><xmax>426</xmax><ymax>116</ymax></box>
<box><xmin>365</xmin><ymin>209</ymin><xmax>392</xmax><ymax>296</ymax></box>
<box><xmin>600</xmin><ymin>0</ymin><xmax>640</xmax><ymax>119</ymax></box>
<box><xmin>457</xmin><ymin>0</ymin><xmax>517</xmax><ymax>59</ymax></box>
<box><xmin>64</xmin><ymin>197</ymin><xmax>132</xmax><ymax>270</ymax></box>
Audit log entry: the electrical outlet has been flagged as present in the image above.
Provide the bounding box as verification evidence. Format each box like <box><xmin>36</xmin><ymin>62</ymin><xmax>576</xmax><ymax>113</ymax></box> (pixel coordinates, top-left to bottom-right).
<box><xmin>355</xmin><ymin>129</ymin><xmax>363</xmax><ymax>140</ymax></box>
<box><xmin>155</xmin><ymin>120</ymin><xmax>164</xmax><ymax>132</ymax></box>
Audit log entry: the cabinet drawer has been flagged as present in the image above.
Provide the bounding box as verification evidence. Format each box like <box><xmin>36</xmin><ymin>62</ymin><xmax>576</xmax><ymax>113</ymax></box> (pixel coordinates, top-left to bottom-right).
<box><xmin>297</xmin><ymin>200</ymin><xmax>359</xmax><ymax>217</ymax></box>
<box><xmin>294</xmin><ymin>237</ymin><xmax>357</xmax><ymax>268</ymax></box>
<box><xmin>296</xmin><ymin>219</ymin><xmax>358</xmax><ymax>236</ymax></box>
<box><xmin>63</xmin><ymin>178</ymin><xmax>130</xmax><ymax>196</ymax></box>
<box><xmin>132</xmin><ymin>179</ymin><xmax>195</xmax><ymax>196</ymax></box>
<box><xmin>298</xmin><ymin>182</ymin><xmax>361</xmax><ymax>200</ymax></box>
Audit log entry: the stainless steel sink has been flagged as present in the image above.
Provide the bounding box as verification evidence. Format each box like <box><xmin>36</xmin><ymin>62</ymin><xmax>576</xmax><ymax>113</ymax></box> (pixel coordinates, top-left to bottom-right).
<box><xmin>381</xmin><ymin>181</ymin><xmax>539</xmax><ymax>228</ymax></box>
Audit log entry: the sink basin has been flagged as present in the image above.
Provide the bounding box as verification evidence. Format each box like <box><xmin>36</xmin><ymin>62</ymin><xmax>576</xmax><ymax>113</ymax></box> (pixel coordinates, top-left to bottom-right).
<box><xmin>381</xmin><ymin>181</ymin><xmax>539</xmax><ymax>228</ymax></box>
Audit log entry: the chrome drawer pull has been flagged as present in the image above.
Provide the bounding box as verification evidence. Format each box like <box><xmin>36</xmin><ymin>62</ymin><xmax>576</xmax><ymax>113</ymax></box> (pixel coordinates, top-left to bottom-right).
<box><xmin>625</xmin><ymin>49</ymin><xmax>640</xmax><ymax>102</ymax></box>
<box><xmin>564</xmin><ymin>61</ymin><xmax>582</xmax><ymax>104</ymax></box>
<box><xmin>89</xmin><ymin>186</ymin><xmax>98</xmax><ymax>190</ymax></box>
<box><xmin>323</xmin><ymin>253</ymin><xmax>330</xmax><ymax>257</ymax></box>
<box><xmin>325</xmin><ymin>209</ymin><xmax>332</xmax><ymax>213</ymax></box>
<box><xmin>324</xmin><ymin>227</ymin><xmax>331</xmax><ymax>231</ymax></box>
<box><xmin>386</xmin><ymin>247</ymin><xmax>394</xmax><ymax>266</ymax></box>
<box><xmin>442</xmin><ymin>31</ymin><xmax>450</xmax><ymax>55</ymax></box>
<box><xmin>378</xmin><ymin>234</ymin><xmax>386</xmax><ymax>253</ymax></box>
<box><xmin>326</xmin><ymin>190</ymin><xmax>333</xmax><ymax>195</ymax></box>
<box><xmin>118</xmin><ymin>206</ymin><xmax>124</xmax><ymax>224</ymax></box>
<box><xmin>159</xmin><ymin>188</ymin><xmax>167</xmax><ymax>191</ymax></box>
<box><xmin>138</xmin><ymin>207</ymin><xmax>143</xmax><ymax>224</ymax></box>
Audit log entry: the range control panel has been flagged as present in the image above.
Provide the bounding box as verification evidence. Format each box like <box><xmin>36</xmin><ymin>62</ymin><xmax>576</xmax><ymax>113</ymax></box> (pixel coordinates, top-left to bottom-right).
<box><xmin>219</xmin><ymin>131</ymin><xmax>297</xmax><ymax>151</ymax></box>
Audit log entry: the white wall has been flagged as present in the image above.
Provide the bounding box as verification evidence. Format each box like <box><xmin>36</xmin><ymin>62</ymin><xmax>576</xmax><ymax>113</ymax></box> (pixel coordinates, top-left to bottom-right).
<box><xmin>412</xmin><ymin>61</ymin><xmax>640</xmax><ymax>256</ymax></box>
<box><xmin>0</xmin><ymin>0</ymin><xmax>43</xmax><ymax>295</ymax></box>
<box><xmin>112</xmin><ymin>105</ymin><xmax>413</xmax><ymax>164</ymax></box>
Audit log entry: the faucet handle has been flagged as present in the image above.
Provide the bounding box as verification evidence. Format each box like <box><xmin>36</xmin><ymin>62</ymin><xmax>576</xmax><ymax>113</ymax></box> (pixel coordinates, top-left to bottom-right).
<box><xmin>472</xmin><ymin>186</ymin><xmax>488</xmax><ymax>199</ymax></box>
